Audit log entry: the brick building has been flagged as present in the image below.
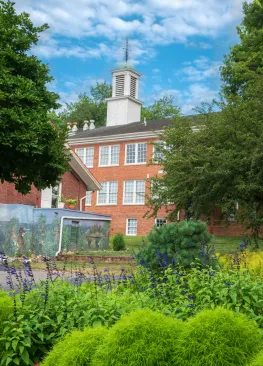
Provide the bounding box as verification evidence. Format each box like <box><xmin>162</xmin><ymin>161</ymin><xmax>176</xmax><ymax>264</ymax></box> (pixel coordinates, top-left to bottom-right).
<box><xmin>0</xmin><ymin>145</ymin><xmax>101</xmax><ymax>210</ymax></box>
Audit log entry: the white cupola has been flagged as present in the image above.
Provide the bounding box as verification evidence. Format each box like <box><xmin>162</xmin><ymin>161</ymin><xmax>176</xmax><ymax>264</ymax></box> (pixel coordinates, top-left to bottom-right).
<box><xmin>106</xmin><ymin>66</ymin><xmax>143</xmax><ymax>127</ymax></box>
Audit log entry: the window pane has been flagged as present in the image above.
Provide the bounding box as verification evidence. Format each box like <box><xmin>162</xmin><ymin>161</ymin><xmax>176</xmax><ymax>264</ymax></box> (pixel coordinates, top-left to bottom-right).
<box><xmin>98</xmin><ymin>182</ymin><xmax>107</xmax><ymax>204</ymax></box>
<box><xmin>110</xmin><ymin>145</ymin><xmax>120</xmax><ymax>165</ymax></box>
<box><xmin>76</xmin><ymin>148</ymin><xmax>85</xmax><ymax>163</ymax></box>
<box><xmin>137</xmin><ymin>143</ymin><xmax>147</xmax><ymax>163</ymax></box>
<box><xmin>108</xmin><ymin>182</ymin><xmax>118</xmax><ymax>204</ymax></box>
<box><xmin>124</xmin><ymin>181</ymin><xmax>134</xmax><ymax>203</ymax></box>
<box><xmin>156</xmin><ymin>218</ymin><xmax>166</xmax><ymax>227</ymax></box>
<box><xmin>85</xmin><ymin>147</ymin><xmax>94</xmax><ymax>167</ymax></box>
<box><xmin>154</xmin><ymin>142</ymin><xmax>164</xmax><ymax>161</ymax></box>
<box><xmin>85</xmin><ymin>191</ymin><xmax>92</xmax><ymax>205</ymax></box>
<box><xmin>100</xmin><ymin>146</ymin><xmax>109</xmax><ymax>166</ymax></box>
<box><xmin>127</xmin><ymin>219</ymin><xmax>137</xmax><ymax>235</ymax></box>
<box><xmin>135</xmin><ymin>180</ymin><xmax>145</xmax><ymax>204</ymax></box>
<box><xmin>126</xmin><ymin>144</ymin><xmax>136</xmax><ymax>164</ymax></box>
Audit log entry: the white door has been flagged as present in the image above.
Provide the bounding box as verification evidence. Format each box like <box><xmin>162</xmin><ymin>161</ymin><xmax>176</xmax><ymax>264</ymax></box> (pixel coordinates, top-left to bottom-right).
<box><xmin>41</xmin><ymin>187</ymin><xmax>52</xmax><ymax>208</ymax></box>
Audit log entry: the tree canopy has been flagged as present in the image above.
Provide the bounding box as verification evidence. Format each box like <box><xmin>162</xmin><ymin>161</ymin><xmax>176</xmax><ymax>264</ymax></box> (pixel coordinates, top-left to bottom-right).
<box><xmin>0</xmin><ymin>0</ymin><xmax>69</xmax><ymax>194</ymax></box>
<box><xmin>142</xmin><ymin>96</ymin><xmax>180</xmax><ymax>121</ymax></box>
<box><xmin>149</xmin><ymin>0</ymin><xmax>263</xmax><ymax>242</ymax></box>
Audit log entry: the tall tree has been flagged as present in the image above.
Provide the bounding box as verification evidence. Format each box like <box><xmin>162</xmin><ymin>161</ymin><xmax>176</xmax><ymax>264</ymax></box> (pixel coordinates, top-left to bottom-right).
<box><xmin>59</xmin><ymin>82</ymin><xmax>112</xmax><ymax>128</ymax></box>
<box><xmin>0</xmin><ymin>1</ymin><xmax>69</xmax><ymax>194</ymax></box>
<box><xmin>142</xmin><ymin>96</ymin><xmax>180</xmax><ymax>121</ymax></box>
<box><xmin>148</xmin><ymin>0</ymin><xmax>263</xmax><ymax>244</ymax></box>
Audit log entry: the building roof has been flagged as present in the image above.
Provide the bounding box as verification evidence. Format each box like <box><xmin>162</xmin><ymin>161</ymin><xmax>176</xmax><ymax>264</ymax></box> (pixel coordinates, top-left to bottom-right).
<box><xmin>68</xmin><ymin>119</ymin><xmax>172</xmax><ymax>141</ymax></box>
<box><xmin>66</xmin><ymin>144</ymin><xmax>101</xmax><ymax>191</ymax></box>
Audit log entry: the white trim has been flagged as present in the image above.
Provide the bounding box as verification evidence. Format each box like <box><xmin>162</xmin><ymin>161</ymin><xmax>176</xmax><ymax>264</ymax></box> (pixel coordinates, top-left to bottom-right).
<box><xmin>125</xmin><ymin>142</ymin><xmax>147</xmax><ymax>165</ymax></box>
<box><xmin>75</xmin><ymin>147</ymin><xmax>94</xmax><ymax>168</ymax></box>
<box><xmin>68</xmin><ymin>130</ymin><xmax>162</xmax><ymax>146</ymax></box>
<box><xmin>126</xmin><ymin>218</ymin><xmax>138</xmax><ymax>236</ymax></box>
<box><xmin>123</xmin><ymin>180</ymin><xmax>145</xmax><ymax>205</ymax></box>
<box><xmin>98</xmin><ymin>144</ymin><xmax>120</xmax><ymax>167</ymax></box>
<box><xmin>97</xmin><ymin>181</ymin><xmax>118</xmax><ymax>205</ymax></box>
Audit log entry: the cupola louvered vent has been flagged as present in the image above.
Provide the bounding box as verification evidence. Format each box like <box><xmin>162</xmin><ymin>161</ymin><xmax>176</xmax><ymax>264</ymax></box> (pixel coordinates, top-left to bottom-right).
<box><xmin>130</xmin><ymin>75</ymin><xmax>137</xmax><ymax>98</ymax></box>
<box><xmin>115</xmin><ymin>75</ymin><xmax>125</xmax><ymax>96</ymax></box>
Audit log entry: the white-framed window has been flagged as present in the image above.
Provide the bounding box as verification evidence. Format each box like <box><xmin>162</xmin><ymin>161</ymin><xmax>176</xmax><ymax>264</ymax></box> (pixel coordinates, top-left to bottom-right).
<box><xmin>125</xmin><ymin>143</ymin><xmax>147</xmax><ymax>165</ymax></box>
<box><xmin>97</xmin><ymin>181</ymin><xmax>118</xmax><ymax>205</ymax></box>
<box><xmin>99</xmin><ymin>145</ymin><xmax>120</xmax><ymax>166</ymax></box>
<box><xmin>76</xmin><ymin>147</ymin><xmax>94</xmax><ymax>168</ymax></box>
<box><xmin>123</xmin><ymin>180</ymin><xmax>145</xmax><ymax>205</ymax></box>
<box><xmin>126</xmin><ymin>218</ymin><xmax>138</xmax><ymax>236</ymax></box>
<box><xmin>85</xmin><ymin>191</ymin><xmax>92</xmax><ymax>206</ymax></box>
<box><xmin>155</xmin><ymin>218</ymin><xmax>167</xmax><ymax>228</ymax></box>
<box><xmin>153</xmin><ymin>141</ymin><xmax>165</xmax><ymax>162</ymax></box>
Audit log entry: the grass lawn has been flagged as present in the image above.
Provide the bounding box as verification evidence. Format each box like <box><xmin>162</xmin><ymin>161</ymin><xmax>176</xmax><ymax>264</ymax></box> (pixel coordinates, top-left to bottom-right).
<box><xmin>212</xmin><ymin>236</ymin><xmax>263</xmax><ymax>254</ymax></box>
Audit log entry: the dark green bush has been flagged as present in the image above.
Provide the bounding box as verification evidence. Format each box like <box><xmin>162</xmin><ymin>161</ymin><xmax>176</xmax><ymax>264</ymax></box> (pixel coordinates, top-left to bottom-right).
<box><xmin>92</xmin><ymin>309</ymin><xmax>184</xmax><ymax>366</ymax></box>
<box><xmin>249</xmin><ymin>350</ymin><xmax>263</xmax><ymax>366</ymax></box>
<box><xmin>41</xmin><ymin>326</ymin><xmax>107</xmax><ymax>366</ymax></box>
<box><xmin>135</xmin><ymin>220</ymin><xmax>211</xmax><ymax>269</ymax></box>
<box><xmin>112</xmin><ymin>233</ymin><xmax>125</xmax><ymax>251</ymax></box>
<box><xmin>172</xmin><ymin>308</ymin><xmax>263</xmax><ymax>366</ymax></box>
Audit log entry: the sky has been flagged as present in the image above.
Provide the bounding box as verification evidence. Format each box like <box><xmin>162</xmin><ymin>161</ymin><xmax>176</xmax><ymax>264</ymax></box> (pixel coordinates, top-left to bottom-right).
<box><xmin>15</xmin><ymin>0</ymin><xmax>251</xmax><ymax>115</ymax></box>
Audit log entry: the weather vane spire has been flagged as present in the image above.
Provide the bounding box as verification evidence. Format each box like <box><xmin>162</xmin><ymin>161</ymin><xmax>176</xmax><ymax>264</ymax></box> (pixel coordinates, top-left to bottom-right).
<box><xmin>123</xmin><ymin>37</ymin><xmax>131</xmax><ymax>65</ymax></box>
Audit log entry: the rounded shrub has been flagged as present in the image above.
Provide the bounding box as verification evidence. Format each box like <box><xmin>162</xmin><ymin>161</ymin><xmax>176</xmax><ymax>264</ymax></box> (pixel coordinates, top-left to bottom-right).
<box><xmin>249</xmin><ymin>351</ymin><xmax>263</xmax><ymax>366</ymax></box>
<box><xmin>172</xmin><ymin>308</ymin><xmax>263</xmax><ymax>366</ymax></box>
<box><xmin>112</xmin><ymin>233</ymin><xmax>125</xmax><ymax>251</ymax></box>
<box><xmin>41</xmin><ymin>326</ymin><xmax>107</xmax><ymax>366</ymax></box>
<box><xmin>92</xmin><ymin>308</ymin><xmax>184</xmax><ymax>366</ymax></box>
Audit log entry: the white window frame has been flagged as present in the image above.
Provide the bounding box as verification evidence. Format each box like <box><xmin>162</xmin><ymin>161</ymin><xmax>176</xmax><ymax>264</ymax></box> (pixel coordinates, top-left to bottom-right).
<box><xmin>123</xmin><ymin>180</ymin><xmax>145</xmax><ymax>205</ymax></box>
<box><xmin>97</xmin><ymin>181</ymin><xmax>118</xmax><ymax>206</ymax></box>
<box><xmin>126</xmin><ymin>218</ymin><xmax>138</xmax><ymax>236</ymax></box>
<box><xmin>155</xmin><ymin>218</ymin><xmax>167</xmax><ymax>228</ymax></box>
<box><xmin>125</xmin><ymin>143</ymin><xmax>147</xmax><ymax>165</ymax></box>
<box><xmin>85</xmin><ymin>191</ymin><xmax>92</xmax><ymax>206</ymax></box>
<box><xmin>75</xmin><ymin>147</ymin><xmax>94</xmax><ymax>168</ymax></box>
<box><xmin>99</xmin><ymin>145</ymin><xmax>120</xmax><ymax>167</ymax></box>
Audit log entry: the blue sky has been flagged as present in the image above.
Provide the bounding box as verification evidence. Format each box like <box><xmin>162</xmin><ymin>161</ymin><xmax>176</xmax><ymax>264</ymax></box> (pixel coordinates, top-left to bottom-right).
<box><xmin>16</xmin><ymin>0</ymin><xmax>250</xmax><ymax>115</ymax></box>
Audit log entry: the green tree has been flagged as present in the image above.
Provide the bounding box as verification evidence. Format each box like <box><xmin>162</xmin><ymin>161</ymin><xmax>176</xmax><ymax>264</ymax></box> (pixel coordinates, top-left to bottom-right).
<box><xmin>148</xmin><ymin>1</ymin><xmax>263</xmax><ymax>245</ymax></box>
<box><xmin>60</xmin><ymin>82</ymin><xmax>112</xmax><ymax>128</ymax></box>
<box><xmin>0</xmin><ymin>1</ymin><xmax>69</xmax><ymax>194</ymax></box>
<box><xmin>142</xmin><ymin>95</ymin><xmax>180</xmax><ymax>121</ymax></box>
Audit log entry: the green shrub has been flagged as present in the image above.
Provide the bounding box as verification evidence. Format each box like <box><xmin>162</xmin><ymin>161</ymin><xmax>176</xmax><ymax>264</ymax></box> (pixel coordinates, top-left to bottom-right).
<box><xmin>41</xmin><ymin>326</ymin><xmax>107</xmax><ymax>366</ymax></box>
<box><xmin>172</xmin><ymin>308</ymin><xmax>263</xmax><ymax>366</ymax></box>
<box><xmin>0</xmin><ymin>291</ymin><xmax>13</xmax><ymax>358</ymax></box>
<box><xmin>92</xmin><ymin>309</ymin><xmax>184</xmax><ymax>366</ymax></box>
<box><xmin>112</xmin><ymin>233</ymin><xmax>125</xmax><ymax>251</ymax></box>
<box><xmin>249</xmin><ymin>350</ymin><xmax>263</xmax><ymax>366</ymax></box>
<box><xmin>135</xmin><ymin>220</ymin><xmax>211</xmax><ymax>269</ymax></box>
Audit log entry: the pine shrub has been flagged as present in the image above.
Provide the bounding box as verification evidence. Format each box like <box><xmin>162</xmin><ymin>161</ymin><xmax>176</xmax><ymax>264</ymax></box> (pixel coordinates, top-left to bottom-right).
<box><xmin>41</xmin><ymin>326</ymin><xmax>107</xmax><ymax>366</ymax></box>
<box><xmin>92</xmin><ymin>308</ymin><xmax>184</xmax><ymax>366</ymax></box>
<box><xmin>135</xmin><ymin>220</ymin><xmax>211</xmax><ymax>269</ymax></box>
<box><xmin>112</xmin><ymin>233</ymin><xmax>125</xmax><ymax>251</ymax></box>
<box><xmin>172</xmin><ymin>308</ymin><xmax>263</xmax><ymax>366</ymax></box>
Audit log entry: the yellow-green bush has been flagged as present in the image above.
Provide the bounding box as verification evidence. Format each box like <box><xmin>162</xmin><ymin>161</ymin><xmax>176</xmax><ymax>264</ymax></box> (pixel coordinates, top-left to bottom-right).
<box><xmin>41</xmin><ymin>326</ymin><xmax>107</xmax><ymax>366</ymax></box>
<box><xmin>220</xmin><ymin>250</ymin><xmax>263</xmax><ymax>277</ymax></box>
<box><xmin>92</xmin><ymin>308</ymin><xmax>184</xmax><ymax>366</ymax></box>
<box><xmin>0</xmin><ymin>291</ymin><xmax>13</xmax><ymax>357</ymax></box>
<box><xmin>172</xmin><ymin>308</ymin><xmax>263</xmax><ymax>366</ymax></box>
<box><xmin>248</xmin><ymin>350</ymin><xmax>263</xmax><ymax>366</ymax></box>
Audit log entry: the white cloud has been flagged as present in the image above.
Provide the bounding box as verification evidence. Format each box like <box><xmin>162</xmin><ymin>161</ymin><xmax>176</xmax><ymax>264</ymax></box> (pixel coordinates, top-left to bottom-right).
<box><xmin>16</xmin><ymin>0</ymin><xmax>246</xmax><ymax>62</ymax></box>
<box><xmin>179</xmin><ymin>56</ymin><xmax>222</xmax><ymax>82</ymax></box>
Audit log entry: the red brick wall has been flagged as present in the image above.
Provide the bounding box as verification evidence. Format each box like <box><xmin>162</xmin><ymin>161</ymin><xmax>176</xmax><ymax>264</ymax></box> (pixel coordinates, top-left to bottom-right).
<box><xmin>61</xmin><ymin>171</ymin><xmax>87</xmax><ymax>210</ymax></box>
<box><xmin>71</xmin><ymin>138</ymin><xmax>176</xmax><ymax>236</ymax></box>
<box><xmin>71</xmin><ymin>138</ymin><xmax>246</xmax><ymax>237</ymax></box>
<box><xmin>0</xmin><ymin>171</ymin><xmax>87</xmax><ymax>210</ymax></box>
<box><xmin>0</xmin><ymin>181</ymin><xmax>41</xmax><ymax>207</ymax></box>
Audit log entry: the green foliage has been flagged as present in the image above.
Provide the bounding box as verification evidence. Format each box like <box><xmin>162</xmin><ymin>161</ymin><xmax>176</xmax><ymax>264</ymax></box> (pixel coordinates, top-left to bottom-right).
<box><xmin>112</xmin><ymin>233</ymin><xmax>125</xmax><ymax>251</ymax></box>
<box><xmin>172</xmin><ymin>308</ymin><xmax>263</xmax><ymax>366</ymax></box>
<box><xmin>0</xmin><ymin>291</ymin><xmax>13</xmax><ymax>359</ymax></box>
<box><xmin>92</xmin><ymin>309</ymin><xmax>184</xmax><ymax>366</ymax></box>
<box><xmin>141</xmin><ymin>95</ymin><xmax>180</xmax><ymax>121</ymax></box>
<box><xmin>59</xmin><ymin>82</ymin><xmax>112</xmax><ymax>128</ymax></box>
<box><xmin>136</xmin><ymin>220</ymin><xmax>211</xmax><ymax>269</ymax></box>
<box><xmin>249</xmin><ymin>350</ymin><xmax>263</xmax><ymax>366</ymax></box>
<box><xmin>41</xmin><ymin>326</ymin><xmax>107</xmax><ymax>366</ymax></box>
<box><xmin>0</xmin><ymin>1</ymin><xmax>69</xmax><ymax>194</ymax></box>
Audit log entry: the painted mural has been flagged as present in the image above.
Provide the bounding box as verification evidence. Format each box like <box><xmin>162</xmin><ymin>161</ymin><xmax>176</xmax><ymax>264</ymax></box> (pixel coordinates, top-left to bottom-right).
<box><xmin>0</xmin><ymin>204</ymin><xmax>111</xmax><ymax>257</ymax></box>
